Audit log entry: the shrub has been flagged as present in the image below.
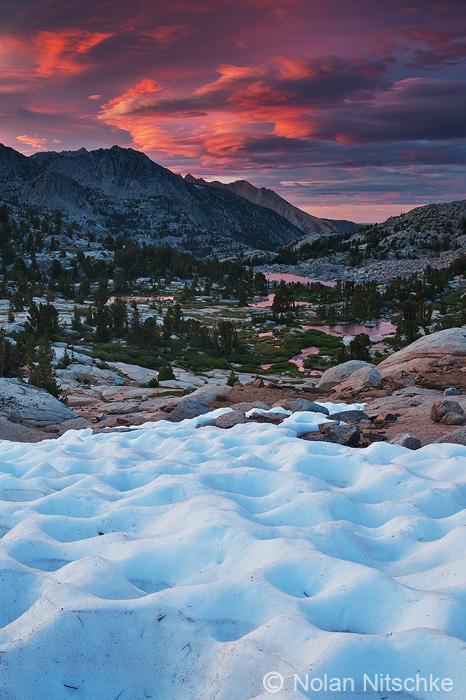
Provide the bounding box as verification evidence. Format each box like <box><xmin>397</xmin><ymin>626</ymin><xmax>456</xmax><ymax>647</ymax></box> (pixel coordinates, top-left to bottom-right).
<box><xmin>158</xmin><ymin>362</ymin><xmax>175</xmax><ymax>381</ymax></box>
<box><xmin>226</xmin><ymin>369</ymin><xmax>239</xmax><ymax>386</ymax></box>
<box><xmin>148</xmin><ymin>377</ymin><xmax>159</xmax><ymax>388</ymax></box>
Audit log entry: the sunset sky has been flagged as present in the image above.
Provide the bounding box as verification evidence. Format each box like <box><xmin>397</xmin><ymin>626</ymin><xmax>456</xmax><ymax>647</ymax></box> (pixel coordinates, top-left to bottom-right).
<box><xmin>1</xmin><ymin>0</ymin><xmax>465</xmax><ymax>222</ymax></box>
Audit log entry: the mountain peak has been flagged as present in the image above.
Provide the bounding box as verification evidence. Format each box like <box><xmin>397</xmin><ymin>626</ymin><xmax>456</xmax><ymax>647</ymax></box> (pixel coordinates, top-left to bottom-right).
<box><xmin>55</xmin><ymin>147</ymin><xmax>89</xmax><ymax>158</ymax></box>
<box><xmin>31</xmin><ymin>145</ymin><xmax>186</xmax><ymax>199</ymax></box>
<box><xmin>183</xmin><ymin>173</ymin><xmax>356</xmax><ymax>236</ymax></box>
<box><xmin>0</xmin><ymin>143</ymin><xmax>44</xmax><ymax>182</ymax></box>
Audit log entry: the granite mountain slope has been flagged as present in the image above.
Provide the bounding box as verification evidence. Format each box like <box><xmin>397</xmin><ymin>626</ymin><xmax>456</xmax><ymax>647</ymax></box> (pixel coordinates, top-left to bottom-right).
<box><xmin>185</xmin><ymin>173</ymin><xmax>356</xmax><ymax>236</ymax></box>
<box><xmin>0</xmin><ymin>144</ymin><xmax>306</xmax><ymax>255</ymax></box>
<box><xmin>0</xmin><ymin>144</ymin><xmax>360</xmax><ymax>256</ymax></box>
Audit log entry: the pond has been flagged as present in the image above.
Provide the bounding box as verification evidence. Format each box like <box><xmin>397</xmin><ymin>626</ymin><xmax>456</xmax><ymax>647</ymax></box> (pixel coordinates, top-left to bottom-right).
<box><xmin>265</xmin><ymin>273</ymin><xmax>336</xmax><ymax>288</ymax></box>
<box><xmin>302</xmin><ymin>320</ymin><xmax>397</xmax><ymax>338</ymax></box>
<box><xmin>289</xmin><ymin>346</ymin><xmax>320</xmax><ymax>372</ymax></box>
<box><xmin>250</xmin><ymin>273</ymin><xmax>337</xmax><ymax>307</ymax></box>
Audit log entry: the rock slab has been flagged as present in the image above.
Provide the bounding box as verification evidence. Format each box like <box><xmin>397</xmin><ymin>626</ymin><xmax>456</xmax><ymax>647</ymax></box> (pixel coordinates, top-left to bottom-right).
<box><xmin>168</xmin><ymin>400</ymin><xmax>211</xmax><ymax>422</ymax></box>
<box><xmin>289</xmin><ymin>398</ymin><xmax>330</xmax><ymax>415</ymax></box>
<box><xmin>433</xmin><ymin>427</ymin><xmax>466</xmax><ymax>445</ymax></box>
<box><xmin>377</xmin><ymin>327</ymin><xmax>466</xmax><ymax>379</ymax></box>
<box><xmin>329</xmin><ymin>409</ymin><xmax>369</xmax><ymax>423</ymax></box>
<box><xmin>318</xmin><ymin>360</ymin><xmax>372</xmax><ymax>391</ymax></box>
<box><xmin>389</xmin><ymin>433</ymin><xmax>422</xmax><ymax>450</ymax></box>
<box><xmin>214</xmin><ymin>411</ymin><xmax>247</xmax><ymax>428</ymax></box>
<box><xmin>332</xmin><ymin>366</ymin><xmax>382</xmax><ymax>394</ymax></box>
<box><xmin>0</xmin><ymin>378</ymin><xmax>78</xmax><ymax>427</ymax></box>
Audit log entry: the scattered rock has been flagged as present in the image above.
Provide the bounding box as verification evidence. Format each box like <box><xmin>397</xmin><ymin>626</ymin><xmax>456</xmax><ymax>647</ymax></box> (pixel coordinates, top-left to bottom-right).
<box><xmin>433</xmin><ymin>427</ymin><xmax>466</xmax><ymax>444</ymax></box>
<box><xmin>168</xmin><ymin>400</ymin><xmax>211</xmax><ymax>422</ymax></box>
<box><xmin>289</xmin><ymin>398</ymin><xmax>330</xmax><ymax>415</ymax></box>
<box><xmin>114</xmin><ymin>377</ymin><xmax>126</xmax><ymax>386</ymax></box>
<box><xmin>272</xmin><ymin>398</ymin><xmax>293</xmax><ymax>410</ymax></box>
<box><xmin>374</xmin><ymin>411</ymin><xmax>397</xmax><ymax>423</ymax></box>
<box><xmin>430</xmin><ymin>399</ymin><xmax>464</xmax><ymax>423</ymax></box>
<box><xmin>299</xmin><ymin>432</ymin><xmax>329</xmax><ymax>442</ymax></box>
<box><xmin>365</xmin><ymin>387</ymin><xmax>443</xmax><ymax>415</ymax></box>
<box><xmin>441</xmin><ymin>412</ymin><xmax>465</xmax><ymax>425</ymax></box>
<box><xmin>444</xmin><ymin>387</ymin><xmax>458</xmax><ymax>395</ymax></box>
<box><xmin>318</xmin><ymin>420</ymin><xmax>339</xmax><ymax>433</ymax></box>
<box><xmin>323</xmin><ymin>423</ymin><xmax>360</xmax><ymax>446</ymax></box>
<box><xmin>389</xmin><ymin>433</ymin><xmax>422</xmax><ymax>449</ymax></box>
<box><xmin>317</xmin><ymin>360</ymin><xmax>372</xmax><ymax>391</ymax></box>
<box><xmin>248</xmin><ymin>412</ymin><xmax>285</xmax><ymax>425</ymax></box>
<box><xmin>436</xmin><ymin>354</ymin><xmax>457</xmax><ymax>367</ymax></box>
<box><xmin>214</xmin><ymin>410</ymin><xmax>247</xmax><ymax>428</ymax></box>
<box><xmin>231</xmin><ymin>401</ymin><xmax>271</xmax><ymax>411</ymax></box>
<box><xmin>182</xmin><ymin>384</ymin><xmax>232</xmax><ymax>405</ymax></box>
<box><xmin>360</xmin><ymin>430</ymin><xmax>387</xmax><ymax>443</ymax></box>
<box><xmin>329</xmin><ymin>409</ymin><xmax>369</xmax><ymax>423</ymax></box>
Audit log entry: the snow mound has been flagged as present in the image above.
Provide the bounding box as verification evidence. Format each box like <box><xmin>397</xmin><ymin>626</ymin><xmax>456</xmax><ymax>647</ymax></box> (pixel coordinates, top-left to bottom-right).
<box><xmin>0</xmin><ymin>406</ymin><xmax>465</xmax><ymax>699</ymax></box>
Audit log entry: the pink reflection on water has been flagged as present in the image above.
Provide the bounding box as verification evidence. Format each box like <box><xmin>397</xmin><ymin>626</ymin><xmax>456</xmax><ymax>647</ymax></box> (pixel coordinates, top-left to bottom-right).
<box><xmin>265</xmin><ymin>273</ymin><xmax>336</xmax><ymax>288</ymax></box>
<box><xmin>289</xmin><ymin>346</ymin><xmax>320</xmax><ymax>372</ymax></box>
<box><xmin>302</xmin><ymin>320</ymin><xmax>396</xmax><ymax>337</ymax></box>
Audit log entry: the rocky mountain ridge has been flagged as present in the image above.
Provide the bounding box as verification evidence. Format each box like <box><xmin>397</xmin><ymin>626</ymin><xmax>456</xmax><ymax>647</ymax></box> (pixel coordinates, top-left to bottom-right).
<box><xmin>267</xmin><ymin>197</ymin><xmax>466</xmax><ymax>283</ymax></box>
<box><xmin>184</xmin><ymin>173</ymin><xmax>356</xmax><ymax>236</ymax></box>
<box><xmin>0</xmin><ymin>144</ymin><xmax>306</xmax><ymax>256</ymax></box>
<box><xmin>0</xmin><ymin>144</ymin><xmax>357</xmax><ymax>257</ymax></box>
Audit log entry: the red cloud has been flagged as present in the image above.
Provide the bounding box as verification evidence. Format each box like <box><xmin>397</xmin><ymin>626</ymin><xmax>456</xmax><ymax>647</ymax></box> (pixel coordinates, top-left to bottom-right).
<box><xmin>97</xmin><ymin>55</ymin><xmax>392</xmax><ymax>156</ymax></box>
<box><xmin>100</xmin><ymin>79</ymin><xmax>164</xmax><ymax>115</ymax></box>
<box><xmin>33</xmin><ymin>30</ymin><xmax>113</xmax><ymax>77</ymax></box>
<box><xmin>0</xmin><ymin>29</ymin><xmax>112</xmax><ymax>90</ymax></box>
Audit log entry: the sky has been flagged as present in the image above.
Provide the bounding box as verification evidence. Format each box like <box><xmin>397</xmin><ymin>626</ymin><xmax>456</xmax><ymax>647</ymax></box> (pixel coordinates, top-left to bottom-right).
<box><xmin>1</xmin><ymin>0</ymin><xmax>466</xmax><ymax>222</ymax></box>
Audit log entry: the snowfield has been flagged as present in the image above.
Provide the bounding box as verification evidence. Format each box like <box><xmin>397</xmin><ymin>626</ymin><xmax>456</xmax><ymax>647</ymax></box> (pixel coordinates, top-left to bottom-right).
<box><xmin>1</xmin><ymin>404</ymin><xmax>466</xmax><ymax>699</ymax></box>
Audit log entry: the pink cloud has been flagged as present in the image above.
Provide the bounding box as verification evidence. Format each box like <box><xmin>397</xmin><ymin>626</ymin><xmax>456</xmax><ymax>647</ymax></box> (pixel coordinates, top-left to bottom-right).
<box><xmin>16</xmin><ymin>134</ymin><xmax>48</xmax><ymax>149</ymax></box>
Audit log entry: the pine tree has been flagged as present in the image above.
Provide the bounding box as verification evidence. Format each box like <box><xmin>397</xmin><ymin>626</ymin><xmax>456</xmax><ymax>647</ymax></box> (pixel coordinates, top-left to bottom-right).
<box><xmin>158</xmin><ymin>362</ymin><xmax>175</xmax><ymax>381</ymax></box>
<box><xmin>27</xmin><ymin>355</ymin><xmax>62</xmax><ymax>400</ymax></box>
